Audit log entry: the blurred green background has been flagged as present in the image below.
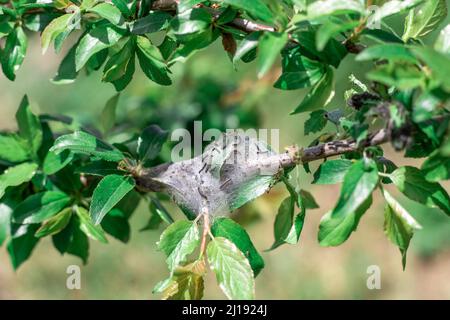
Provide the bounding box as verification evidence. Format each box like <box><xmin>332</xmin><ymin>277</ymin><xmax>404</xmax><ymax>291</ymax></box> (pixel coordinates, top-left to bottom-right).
<box><xmin>1</xmin><ymin>16</ymin><xmax>450</xmax><ymax>299</ymax></box>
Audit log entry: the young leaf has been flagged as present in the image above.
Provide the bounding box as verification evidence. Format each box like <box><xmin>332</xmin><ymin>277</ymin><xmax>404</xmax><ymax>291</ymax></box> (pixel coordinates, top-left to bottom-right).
<box><xmin>211</xmin><ymin>217</ymin><xmax>264</xmax><ymax>276</ymax></box>
<box><xmin>90</xmin><ymin>174</ymin><xmax>135</xmax><ymax>225</ymax></box>
<box><xmin>75</xmin><ymin>25</ymin><xmax>126</xmax><ymax>71</ymax></box>
<box><xmin>403</xmin><ymin>0</ymin><xmax>447</xmax><ymax>41</ymax></box>
<box><xmin>207</xmin><ymin>237</ymin><xmax>255</xmax><ymax>300</ymax></box>
<box><xmin>0</xmin><ymin>163</ymin><xmax>38</xmax><ymax>199</ymax></box>
<box><xmin>382</xmin><ymin>189</ymin><xmax>421</xmax><ymax>269</ymax></box>
<box><xmin>257</xmin><ymin>32</ymin><xmax>288</xmax><ymax>78</ymax></box>
<box><xmin>35</xmin><ymin>207</ymin><xmax>72</xmax><ymax>237</ymax></box>
<box><xmin>15</xmin><ymin>96</ymin><xmax>43</xmax><ymax>158</ymax></box>
<box><xmin>1</xmin><ymin>26</ymin><xmax>27</xmax><ymax>80</ymax></box>
<box><xmin>390</xmin><ymin>166</ymin><xmax>450</xmax><ymax>216</ymax></box>
<box><xmin>158</xmin><ymin>220</ymin><xmax>200</xmax><ymax>272</ymax></box>
<box><xmin>313</xmin><ymin>159</ymin><xmax>353</xmax><ymax>184</ymax></box>
<box><xmin>51</xmin><ymin>131</ymin><xmax>125</xmax><ymax>162</ymax></box>
<box><xmin>158</xmin><ymin>260</ymin><xmax>206</xmax><ymax>300</ymax></box>
<box><xmin>137</xmin><ymin>124</ymin><xmax>169</xmax><ymax>165</ymax></box>
<box><xmin>41</xmin><ymin>13</ymin><xmax>76</xmax><ymax>53</ymax></box>
<box><xmin>136</xmin><ymin>35</ymin><xmax>172</xmax><ymax>85</ymax></box>
<box><xmin>13</xmin><ymin>191</ymin><xmax>71</xmax><ymax>224</ymax></box>
<box><xmin>291</xmin><ymin>67</ymin><xmax>334</xmax><ymax>114</ymax></box>
<box><xmin>76</xmin><ymin>206</ymin><xmax>108</xmax><ymax>243</ymax></box>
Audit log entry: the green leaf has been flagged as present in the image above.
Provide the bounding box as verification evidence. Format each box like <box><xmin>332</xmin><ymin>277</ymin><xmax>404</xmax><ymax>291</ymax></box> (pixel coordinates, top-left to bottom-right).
<box><xmin>257</xmin><ymin>32</ymin><xmax>288</xmax><ymax>78</ymax></box>
<box><xmin>269</xmin><ymin>196</ymin><xmax>294</xmax><ymax>249</ymax></box>
<box><xmin>13</xmin><ymin>191</ymin><xmax>71</xmax><ymax>224</ymax></box>
<box><xmin>137</xmin><ymin>124</ymin><xmax>169</xmax><ymax>165</ymax></box>
<box><xmin>100</xmin><ymin>94</ymin><xmax>119</xmax><ymax>135</ymax></box>
<box><xmin>356</xmin><ymin>44</ymin><xmax>418</xmax><ymax>64</ymax></box>
<box><xmin>390</xmin><ymin>166</ymin><xmax>450</xmax><ymax>215</ymax></box>
<box><xmin>412</xmin><ymin>46</ymin><xmax>450</xmax><ymax>90</ymax></box>
<box><xmin>207</xmin><ymin>237</ymin><xmax>255</xmax><ymax>300</ymax></box>
<box><xmin>435</xmin><ymin>24</ymin><xmax>450</xmax><ymax>54</ymax></box>
<box><xmin>318</xmin><ymin>196</ymin><xmax>372</xmax><ymax>246</ymax></box>
<box><xmin>102</xmin><ymin>38</ymin><xmax>135</xmax><ymax>82</ymax></box>
<box><xmin>75</xmin><ymin>24</ymin><xmax>126</xmax><ymax>71</ymax></box>
<box><xmin>0</xmin><ymin>163</ymin><xmax>38</xmax><ymax>199</ymax></box>
<box><xmin>382</xmin><ymin>189</ymin><xmax>421</xmax><ymax>269</ymax></box>
<box><xmin>318</xmin><ymin>159</ymin><xmax>379</xmax><ymax>246</ymax></box>
<box><xmin>0</xmin><ymin>201</ymin><xmax>13</xmax><ymax>246</ymax></box>
<box><xmin>15</xmin><ymin>95</ymin><xmax>43</xmax><ymax>158</ymax></box>
<box><xmin>291</xmin><ymin>67</ymin><xmax>334</xmax><ymax>114</ymax></box>
<box><xmin>76</xmin><ymin>206</ymin><xmax>108</xmax><ymax>243</ymax></box>
<box><xmin>313</xmin><ymin>159</ymin><xmax>353</xmax><ymax>184</ymax></box>
<box><xmin>88</xmin><ymin>3</ymin><xmax>124</xmax><ymax>25</ymax></box>
<box><xmin>75</xmin><ymin>160</ymin><xmax>123</xmax><ymax>176</ymax></box>
<box><xmin>220</xmin><ymin>0</ymin><xmax>274</xmax><ymax>24</ymax></box>
<box><xmin>43</xmin><ymin>150</ymin><xmax>74</xmax><ymax>175</ymax></box>
<box><xmin>371</xmin><ymin>0</ymin><xmax>424</xmax><ymax>22</ymax></box>
<box><xmin>50</xmin><ymin>131</ymin><xmax>125</xmax><ymax>162</ymax></box>
<box><xmin>130</xmin><ymin>11</ymin><xmax>171</xmax><ymax>34</ymax></box>
<box><xmin>41</xmin><ymin>13</ymin><xmax>77</xmax><ymax>53</ymax></box>
<box><xmin>274</xmin><ymin>48</ymin><xmax>325</xmax><ymax>90</ymax></box>
<box><xmin>136</xmin><ymin>35</ymin><xmax>172</xmax><ymax>85</ymax></box>
<box><xmin>1</xmin><ymin>26</ymin><xmax>27</xmax><ymax>80</ymax></box>
<box><xmin>367</xmin><ymin>64</ymin><xmax>424</xmax><ymax>90</ymax></box>
<box><xmin>90</xmin><ymin>174</ymin><xmax>135</xmax><ymax>225</ymax></box>
<box><xmin>158</xmin><ymin>220</ymin><xmax>200</xmax><ymax>272</ymax></box>
<box><xmin>51</xmin><ymin>43</ymin><xmax>78</xmax><ymax>84</ymax></box>
<box><xmin>306</xmin><ymin>0</ymin><xmax>365</xmax><ymax>20</ymax></box>
<box><xmin>211</xmin><ymin>217</ymin><xmax>264</xmax><ymax>276</ymax></box>
<box><xmin>304</xmin><ymin>109</ymin><xmax>327</xmax><ymax>135</ymax></box>
<box><xmin>421</xmin><ymin>150</ymin><xmax>450</xmax><ymax>182</ymax></box>
<box><xmin>171</xmin><ymin>8</ymin><xmax>212</xmax><ymax>41</ymax></box>
<box><xmin>316</xmin><ymin>18</ymin><xmax>359</xmax><ymax>51</ymax></box>
<box><xmin>233</xmin><ymin>32</ymin><xmax>261</xmax><ymax>64</ymax></box>
<box><xmin>100</xmin><ymin>208</ymin><xmax>130</xmax><ymax>243</ymax></box>
<box><xmin>35</xmin><ymin>207</ymin><xmax>72</xmax><ymax>237</ymax></box>
<box><xmin>7</xmin><ymin>224</ymin><xmax>40</xmax><ymax>269</ymax></box>
<box><xmin>111</xmin><ymin>0</ymin><xmax>135</xmax><ymax>18</ymax></box>
<box><xmin>403</xmin><ymin>0</ymin><xmax>447</xmax><ymax>41</ymax></box>
<box><xmin>0</xmin><ymin>133</ymin><xmax>29</xmax><ymax>163</ymax></box>
<box><xmin>53</xmin><ymin>216</ymin><xmax>90</xmax><ymax>264</ymax></box>
<box><xmin>23</xmin><ymin>12</ymin><xmax>59</xmax><ymax>32</ymax></box>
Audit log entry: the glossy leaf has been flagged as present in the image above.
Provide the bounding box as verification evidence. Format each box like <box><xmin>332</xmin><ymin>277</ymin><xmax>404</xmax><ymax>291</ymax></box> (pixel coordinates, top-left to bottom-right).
<box><xmin>50</xmin><ymin>131</ymin><xmax>125</xmax><ymax>162</ymax></box>
<box><xmin>16</xmin><ymin>95</ymin><xmax>43</xmax><ymax>158</ymax></box>
<box><xmin>75</xmin><ymin>25</ymin><xmax>126</xmax><ymax>71</ymax></box>
<box><xmin>137</xmin><ymin>124</ymin><xmax>169</xmax><ymax>165</ymax></box>
<box><xmin>76</xmin><ymin>206</ymin><xmax>108</xmax><ymax>243</ymax></box>
<box><xmin>7</xmin><ymin>224</ymin><xmax>40</xmax><ymax>270</ymax></box>
<box><xmin>13</xmin><ymin>191</ymin><xmax>71</xmax><ymax>224</ymax></box>
<box><xmin>136</xmin><ymin>35</ymin><xmax>172</xmax><ymax>85</ymax></box>
<box><xmin>88</xmin><ymin>3</ymin><xmax>124</xmax><ymax>25</ymax></box>
<box><xmin>1</xmin><ymin>26</ymin><xmax>27</xmax><ymax>80</ymax></box>
<box><xmin>131</xmin><ymin>11</ymin><xmax>171</xmax><ymax>34</ymax></box>
<box><xmin>0</xmin><ymin>162</ymin><xmax>38</xmax><ymax>199</ymax></box>
<box><xmin>41</xmin><ymin>13</ymin><xmax>77</xmax><ymax>53</ymax></box>
<box><xmin>90</xmin><ymin>174</ymin><xmax>135</xmax><ymax>225</ymax></box>
<box><xmin>0</xmin><ymin>133</ymin><xmax>29</xmax><ymax>163</ymax></box>
<box><xmin>35</xmin><ymin>207</ymin><xmax>72</xmax><ymax>237</ymax></box>
<box><xmin>221</xmin><ymin>0</ymin><xmax>274</xmax><ymax>24</ymax></box>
